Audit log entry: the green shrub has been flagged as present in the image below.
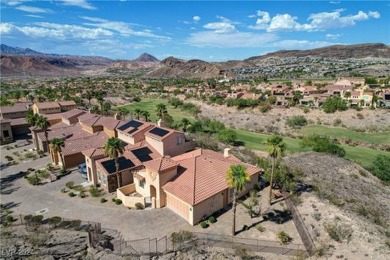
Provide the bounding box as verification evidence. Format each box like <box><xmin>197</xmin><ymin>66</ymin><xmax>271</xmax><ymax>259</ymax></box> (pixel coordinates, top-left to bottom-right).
<box><xmin>256</xmin><ymin>224</ymin><xmax>265</xmax><ymax>232</ymax></box>
<box><xmin>5</xmin><ymin>215</ymin><xmax>14</xmax><ymax>223</ymax></box>
<box><xmin>322</xmin><ymin>97</ymin><xmax>347</xmax><ymax>113</ymax></box>
<box><xmin>112</xmin><ymin>198</ymin><xmax>116</xmax><ymax>202</ymax></box>
<box><xmin>303</xmin><ymin>107</ymin><xmax>310</xmax><ymax>114</ymax></box>
<box><xmin>48</xmin><ymin>216</ymin><xmax>62</xmax><ymax>227</ymax></box>
<box><xmin>333</xmin><ymin>118</ymin><xmax>342</xmax><ymax>126</ymax></box>
<box><xmin>200</xmin><ymin>221</ymin><xmax>208</xmax><ymax>228</ymax></box>
<box><xmin>115</xmin><ymin>199</ymin><xmax>122</xmax><ymax>205</ymax></box>
<box><xmin>32</xmin><ymin>215</ymin><xmax>44</xmax><ymax>224</ymax></box>
<box><xmin>323</xmin><ymin>220</ymin><xmax>353</xmax><ymax>242</ymax></box>
<box><xmin>24</xmin><ymin>215</ymin><xmax>33</xmax><ymax>223</ymax></box>
<box><xmin>286</xmin><ymin>115</ymin><xmax>307</xmax><ymax>129</ymax></box>
<box><xmin>300</xmin><ymin>134</ymin><xmax>346</xmax><ymax>157</ymax></box>
<box><xmin>356</xmin><ymin>113</ymin><xmax>364</xmax><ymax>119</ymax></box>
<box><xmin>68</xmin><ymin>192</ymin><xmax>76</xmax><ymax>197</ymax></box>
<box><xmin>26</xmin><ymin>175</ymin><xmax>41</xmax><ymax>185</ymax></box>
<box><xmin>234</xmin><ymin>247</ymin><xmax>251</xmax><ymax>259</ymax></box>
<box><xmin>100</xmin><ymin>198</ymin><xmax>107</xmax><ymax>203</ymax></box>
<box><xmin>259</xmin><ymin>104</ymin><xmax>272</xmax><ymax>113</ymax></box>
<box><xmin>277</xmin><ymin>231</ymin><xmax>292</xmax><ymax>244</ymax></box>
<box><xmin>217</xmin><ymin>129</ymin><xmax>237</xmax><ymax>145</ymax></box>
<box><xmin>135</xmin><ymin>202</ymin><xmax>144</xmax><ymax>210</ymax></box>
<box><xmin>370</xmin><ymin>155</ymin><xmax>390</xmax><ymax>182</ymax></box>
<box><xmin>242</xmin><ymin>224</ymin><xmax>249</xmax><ymax>231</ymax></box>
<box><xmin>37</xmin><ymin>170</ymin><xmax>50</xmax><ymax>179</ymax></box>
<box><xmin>70</xmin><ymin>220</ymin><xmax>81</xmax><ymax>229</ymax></box>
<box><xmin>89</xmin><ymin>187</ymin><xmax>101</xmax><ymax>197</ymax></box>
<box><xmin>65</xmin><ymin>181</ymin><xmax>74</xmax><ymax>189</ymax></box>
<box><xmin>78</xmin><ymin>191</ymin><xmax>86</xmax><ymax>198</ymax></box>
<box><xmin>208</xmin><ymin>216</ymin><xmax>217</xmax><ymax>223</ymax></box>
<box><xmin>61</xmin><ymin>187</ymin><xmax>67</xmax><ymax>193</ymax></box>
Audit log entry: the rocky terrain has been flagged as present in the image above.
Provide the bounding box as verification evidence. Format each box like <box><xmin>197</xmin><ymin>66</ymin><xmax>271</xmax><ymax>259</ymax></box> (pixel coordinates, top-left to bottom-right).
<box><xmin>283</xmin><ymin>152</ymin><xmax>390</xmax><ymax>259</ymax></box>
<box><xmin>3</xmin><ymin>43</ymin><xmax>389</xmax><ymax>78</ymax></box>
<box><xmin>246</xmin><ymin>43</ymin><xmax>390</xmax><ymax>62</ymax></box>
<box><xmin>192</xmin><ymin>100</ymin><xmax>390</xmax><ymax>134</ymax></box>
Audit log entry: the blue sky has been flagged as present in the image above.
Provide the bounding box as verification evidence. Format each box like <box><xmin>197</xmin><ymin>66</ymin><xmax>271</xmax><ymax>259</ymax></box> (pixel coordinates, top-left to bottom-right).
<box><xmin>1</xmin><ymin>1</ymin><xmax>389</xmax><ymax>61</ymax></box>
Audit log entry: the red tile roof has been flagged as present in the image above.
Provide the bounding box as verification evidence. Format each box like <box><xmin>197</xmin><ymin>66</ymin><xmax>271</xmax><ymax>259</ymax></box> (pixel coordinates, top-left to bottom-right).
<box><xmin>58</xmin><ymin>101</ymin><xmax>76</xmax><ymax>107</ymax></box>
<box><xmin>61</xmin><ymin>109</ymin><xmax>86</xmax><ymax>120</ymax></box>
<box><xmin>35</xmin><ymin>102</ymin><xmax>61</xmax><ymax>109</ymax></box>
<box><xmin>0</xmin><ymin>102</ymin><xmax>31</xmax><ymax>114</ymax></box>
<box><xmin>9</xmin><ymin>118</ymin><xmax>28</xmax><ymax>126</ymax></box>
<box><xmin>81</xmin><ymin>116</ymin><xmax>123</xmax><ymax>130</ymax></box>
<box><xmin>62</xmin><ymin>131</ymin><xmax>108</xmax><ymax>156</ymax></box>
<box><xmin>163</xmin><ymin>148</ymin><xmax>260</xmax><ymax>206</ymax></box>
<box><xmin>145</xmin><ymin>126</ymin><xmax>179</xmax><ymax>141</ymax></box>
<box><xmin>82</xmin><ymin>147</ymin><xmax>105</xmax><ymax>158</ymax></box>
<box><xmin>37</xmin><ymin>122</ymin><xmax>93</xmax><ymax>142</ymax></box>
<box><xmin>143</xmin><ymin>157</ymin><xmax>178</xmax><ymax>173</ymax></box>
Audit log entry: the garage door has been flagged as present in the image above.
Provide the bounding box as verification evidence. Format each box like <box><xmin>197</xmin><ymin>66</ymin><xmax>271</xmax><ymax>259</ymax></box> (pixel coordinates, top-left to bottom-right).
<box><xmin>166</xmin><ymin>194</ymin><xmax>190</xmax><ymax>222</ymax></box>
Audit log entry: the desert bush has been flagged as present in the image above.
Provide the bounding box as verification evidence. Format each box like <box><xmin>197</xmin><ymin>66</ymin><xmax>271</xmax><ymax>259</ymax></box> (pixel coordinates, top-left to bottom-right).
<box><xmin>68</xmin><ymin>192</ymin><xmax>76</xmax><ymax>197</ymax></box>
<box><xmin>356</xmin><ymin>113</ymin><xmax>364</xmax><ymax>119</ymax></box>
<box><xmin>37</xmin><ymin>170</ymin><xmax>50</xmax><ymax>179</ymax></box>
<box><xmin>26</xmin><ymin>174</ymin><xmax>41</xmax><ymax>185</ymax></box>
<box><xmin>28</xmin><ymin>231</ymin><xmax>49</xmax><ymax>246</ymax></box>
<box><xmin>242</xmin><ymin>224</ymin><xmax>249</xmax><ymax>231</ymax></box>
<box><xmin>217</xmin><ymin>129</ymin><xmax>237</xmax><ymax>145</ymax></box>
<box><xmin>78</xmin><ymin>191</ymin><xmax>86</xmax><ymax>198</ymax></box>
<box><xmin>171</xmin><ymin>230</ymin><xmax>194</xmax><ymax>249</ymax></box>
<box><xmin>333</xmin><ymin>118</ymin><xmax>342</xmax><ymax>126</ymax></box>
<box><xmin>259</xmin><ymin>104</ymin><xmax>272</xmax><ymax>113</ymax></box>
<box><xmin>60</xmin><ymin>187</ymin><xmax>67</xmax><ymax>193</ymax></box>
<box><xmin>5</xmin><ymin>155</ymin><xmax>13</xmax><ymax>161</ymax></box>
<box><xmin>286</xmin><ymin>115</ymin><xmax>307</xmax><ymax>129</ymax></box>
<box><xmin>70</xmin><ymin>220</ymin><xmax>81</xmax><ymax>229</ymax></box>
<box><xmin>48</xmin><ymin>216</ymin><xmax>62</xmax><ymax>227</ymax></box>
<box><xmin>115</xmin><ymin>199</ymin><xmax>122</xmax><ymax>205</ymax></box>
<box><xmin>234</xmin><ymin>247</ymin><xmax>251</xmax><ymax>260</ymax></box>
<box><xmin>100</xmin><ymin>198</ymin><xmax>107</xmax><ymax>203</ymax></box>
<box><xmin>323</xmin><ymin>219</ymin><xmax>353</xmax><ymax>242</ymax></box>
<box><xmin>303</xmin><ymin>107</ymin><xmax>310</xmax><ymax>114</ymax></box>
<box><xmin>370</xmin><ymin>155</ymin><xmax>390</xmax><ymax>182</ymax></box>
<box><xmin>135</xmin><ymin>202</ymin><xmax>144</xmax><ymax>210</ymax></box>
<box><xmin>312</xmin><ymin>212</ymin><xmax>322</xmax><ymax>221</ymax></box>
<box><xmin>300</xmin><ymin>134</ymin><xmax>346</xmax><ymax>157</ymax></box>
<box><xmin>200</xmin><ymin>221</ymin><xmax>208</xmax><ymax>228</ymax></box>
<box><xmin>89</xmin><ymin>187</ymin><xmax>101</xmax><ymax>197</ymax></box>
<box><xmin>208</xmin><ymin>216</ymin><xmax>217</xmax><ymax>223</ymax></box>
<box><xmin>65</xmin><ymin>181</ymin><xmax>74</xmax><ymax>189</ymax></box>
<box><xmin>277</xmin><ymin>231</ymin><xmax>292</xmax><ymax>244</ymax></box>
<box><xmin>32</xmin><ymin>215</ymin><xmax>44</xmax><ymax>224</ymax></box>
<box><xmin>256</xmin><ymin>224</ymin><xmax>266</xmax><ymax>232</ymax></box>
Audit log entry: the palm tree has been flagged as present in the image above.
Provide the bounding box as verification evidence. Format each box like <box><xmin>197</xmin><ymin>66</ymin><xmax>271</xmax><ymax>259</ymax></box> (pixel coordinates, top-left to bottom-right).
<box><xmin>36</xmin><ymin>115</ymin><xmax>50</xmax><ymax>151</ymax></box>
<box><xmin>104</xmin><ymin>137</ymin><xmax>124</xmax><ymax>189</ymax></box>
<box><xmin>25</xmin><ymin>109</ymin><xmax>39</xmax><ymax>126</ymax></box>
<box><xmin>117</xmin><ymin>107</ymin><xmax>130</xmax><ymax>120</ymax></box>
<box><xmin>86</xmin><ymin>90</ymin><xmax>94</xmax><ymax>107</ymax></box>
<box><xmin>226</xmin><ymin>164</ymin><xmax>251</xmax><ymax>236</ymax></box>
<box><xmin>156</xmin><ymin>103</ymin><xmax>167</xmax><ymax>119</ymax></box>
<box><xmin>141</xmin><ymin>110</ymin><xmax>150</xmax><ymax>122</ymax></box>
<box><xmin>292</xmin><ymin>91</ymin><xmax>303</xmax><ymax>106</ymax></box>
<box><xmin>134</xmin><ymin>109</ymin><xmax>142</xmax><ymax>120</ymax></box>
<box><xmin>265</xmin><ymin>135</ymin><xmax>286</xmax><ymax>205</ymax></box>
<box><xmin>96</xmin><ymin>94</ymin><xmax>104</xmax><ymax>115</ymax></box>
<box><xmin>49</xmin><ymin>138</ymin><xmax>65</xmax><ymax>168</ymax></box>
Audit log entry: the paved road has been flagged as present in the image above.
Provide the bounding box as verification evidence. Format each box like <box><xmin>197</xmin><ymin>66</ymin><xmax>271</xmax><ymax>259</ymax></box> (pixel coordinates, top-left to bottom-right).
<box><xmin>0</xmin><ymin>156</ymin><xmax>189</xmax><ymax>241</ymax></box>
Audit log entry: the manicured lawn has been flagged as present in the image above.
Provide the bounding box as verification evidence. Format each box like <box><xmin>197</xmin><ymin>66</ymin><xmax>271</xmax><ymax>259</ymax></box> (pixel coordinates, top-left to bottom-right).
<box><xmin>116</xmin><ymin>98</ymin><xmax>195</xmax><ymax>122</ymax></box>
<box><xmin>235</xmin><ymin>128</ymin><xmax>390</xmax><ymax>169</ymax></box>
<box><xmin>299</xmin><ymin>125</ymin><xmax>390</xmax><ymax>144</ymax></box>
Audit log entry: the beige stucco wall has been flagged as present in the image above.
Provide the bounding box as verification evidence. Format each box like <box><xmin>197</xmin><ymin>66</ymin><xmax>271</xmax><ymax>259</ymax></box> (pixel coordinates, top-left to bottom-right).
<box><xmin>145</xmin><ymin>136</ymin><xmax>164</xmax><ymax>155</ymax></box>
<box><xmin>103</xmin><ymin>127</ymin><xmax>117</xmax><ymax>138</ymax></box>
<box><xmin>0</xmin><ymin>122</ymin><xmax>13</xmax><ymax>142</ymax></box>
<box><xmin>192</xmin><ymin>191</ymin><xmax>225</xmax><ymax>225</ymax></box>
<box><xmin>1</xmin><ymin>111</ymin><xmax>27</xmax><ymax>119</ymax></box>
<box><xmin>117</xmin><ymin>183</ymin><xmax>145</xmax><ymax>208</ymax></box>
<box><xmin>85</xmin><ymin>154</ymin><xmax>106</xmax><ymax>186</ymax></box>
<box><xmin>117</xmin><ymin>131</ymin><xmax>135</xmax><ymax>145</ymax></box>
<box><xmin>38</xmin><ymin>107</ymin><xmax>62</xmax><ymax>115</ymax></box>
<box><xmin>81</xmin><ymin>123</ymin><xmax>95</xmax><ymax>134</ymax></box>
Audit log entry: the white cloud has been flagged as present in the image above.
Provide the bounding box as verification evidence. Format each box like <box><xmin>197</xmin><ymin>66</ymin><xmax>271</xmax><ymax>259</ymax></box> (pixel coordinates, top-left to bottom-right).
<box><xmin>2</xmin><ymin>22</ymin><xmax>113</xmax><ymax>40</ymax></box>
<box><xmin>368</xmin><ymin>11</ymin><xmax>380</xmax><ymax>19</ymax></box>
<box><xmin>203</xmin><ymin>22</ymin><xmax>236</xmax><ymax>33</ymax></box>
<box><xmin>329</xmin><ymin>1</ymin><xmax>340</xmax><ymax>4</ymax></box>
<box><xmin>25</xmin><ymin>14</ymin><xmax>44</xmax><ymax>18</ymax></box>
<box><xmin>15</xmin><ymin>5</ymin><xmax>52</xmax><ymax>13</ymax></box>
<box><xmin>187</xmin><ymin>31</ymin><xmax>278</xmax><ymax>48</ymax></box>
<box><xmin>193</xmin><ymin>16</ymin><xmax>201</xmax><ymax>22</ymax></box>
<box><xmin>250</xmin><ymin>10</ymin><xmax>381</xmax><ymax>32</ymax></box>
<box><xmin>251</xmin><ymin>10</ymin><xmax>271</xmax><ymax>30</ymax></box>
<box><xmin>325</xmin><ymin>33</ymin><xmax>342</xmax><ymax>39</ymax></box>
<box><xmin>273</xmin><ymin>40</ymin><xmax>337</xmax><ymax>49</ymax></box>
<box><xmin>81</xmin><ymin>16</ymin><xmax>170</xmax><ymax>39</ymax></box>
<box><xmin>2</xmin><ymin>0</ymin><xmax>31</xmax><ymax>6</ymax></box>
<box><xmin>61</xmin><ymin>0</ymin><xmax>96</xmax><ymax>10</ymax></box>
<box><xmin>0</xmin><ymin>23</ymin><xmax>13</xmax><ymax>34</ymax></box>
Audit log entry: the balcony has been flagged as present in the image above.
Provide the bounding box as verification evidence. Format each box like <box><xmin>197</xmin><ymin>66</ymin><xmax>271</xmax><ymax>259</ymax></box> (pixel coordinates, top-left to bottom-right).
<box><xmin>117</xmin><ymin>183</ymin><xmax>145</xmax><ymax>208</ymax></box>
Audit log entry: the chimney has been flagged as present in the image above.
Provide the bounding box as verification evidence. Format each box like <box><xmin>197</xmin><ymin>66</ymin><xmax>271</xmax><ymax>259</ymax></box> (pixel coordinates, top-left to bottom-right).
<box><xmin>157</xmin><ymin>119</ymin><xmax>165</xmax><ymax>127</ymax></box>
<box><xmin>224</xmin><ymin>148</ymin><xmax>231</xmax><ymax>158</ymax></box>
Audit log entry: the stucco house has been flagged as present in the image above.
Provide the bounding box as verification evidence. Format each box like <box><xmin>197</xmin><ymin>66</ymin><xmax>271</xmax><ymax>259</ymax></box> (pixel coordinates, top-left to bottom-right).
<box><xmin>32</xmin><ymin>101</ymin><xmax>77</xmax><ymax>115</ymax></box>
<box><xmin>117</xmin><ymin>148</ymin><xmax>261</xmax><ymax>225</ymax></box>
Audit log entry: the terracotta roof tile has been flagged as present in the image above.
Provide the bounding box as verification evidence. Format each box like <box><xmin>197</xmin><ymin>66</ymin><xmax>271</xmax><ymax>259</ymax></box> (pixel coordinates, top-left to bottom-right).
<box><xmin>163</xmin><ymin>148</ymin><xmax>260</xmax><ymax>206</ymax></box>
<box><xmin>61</xmin><ymin>109</ymin><xmax>86</xmax><ymax>120</ymax></box>
<box><xmin>81</xmin><ymin>116</ymin><xmax>122</xmax><ymax>130</ymax></box>
<box><xmin>36</xmin><ymin>102</ymin><xmax>61</xmax><ymax>109</ymax></box>
<box><xmin>0</xmin><ymin>102</ymin><xmax>31</xmax><ymax>114</ymax></box>
<box><xmin>62</xmin><ymin>131</ymin><xmax>108</xmax><ymax>156</ymax></box>
<box><xmin>143</xmin><ymin>157</ymin><xmax>178</xmax><ymax>173</ymax></box>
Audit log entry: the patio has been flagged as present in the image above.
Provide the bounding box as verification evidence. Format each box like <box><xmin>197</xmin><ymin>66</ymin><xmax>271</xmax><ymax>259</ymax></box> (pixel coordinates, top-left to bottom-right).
<box><xmin>117</xmin><ymin>183</ymin><xmax>146</xmax><ymax>208</ymax></box>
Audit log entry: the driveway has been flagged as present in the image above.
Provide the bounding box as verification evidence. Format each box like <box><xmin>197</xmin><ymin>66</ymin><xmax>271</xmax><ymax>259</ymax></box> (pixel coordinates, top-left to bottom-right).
<box><xmin>0</xmin><ymin>160</ymin><xmax>189</xmax><ymax>241</ymax></box>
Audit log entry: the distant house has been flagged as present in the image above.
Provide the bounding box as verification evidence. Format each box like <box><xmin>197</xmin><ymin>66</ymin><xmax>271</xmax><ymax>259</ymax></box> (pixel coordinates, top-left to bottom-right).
<box><xmin>0</xmin><ymin>102</ymin><xmax>32</xmax><ymax>143</ymax></box>
<box><xmin>32</xmin><ymin>101</ymin><xmax>76</xmax><ymax>115</ymax></box>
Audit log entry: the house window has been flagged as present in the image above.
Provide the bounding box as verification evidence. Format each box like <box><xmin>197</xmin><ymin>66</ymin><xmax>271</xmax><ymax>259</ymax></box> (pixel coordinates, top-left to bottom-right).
<box><xmin>3</xmin><ymin>130</ymin><xmax>10</xmax><ymax>138</ymax></box>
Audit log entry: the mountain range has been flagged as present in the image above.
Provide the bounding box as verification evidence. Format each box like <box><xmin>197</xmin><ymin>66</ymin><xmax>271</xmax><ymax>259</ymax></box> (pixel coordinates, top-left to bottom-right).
<box><xmin>1</xmin><ymin>43</ymin><xmax>389</xmax><ymax>77</ymax></box>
